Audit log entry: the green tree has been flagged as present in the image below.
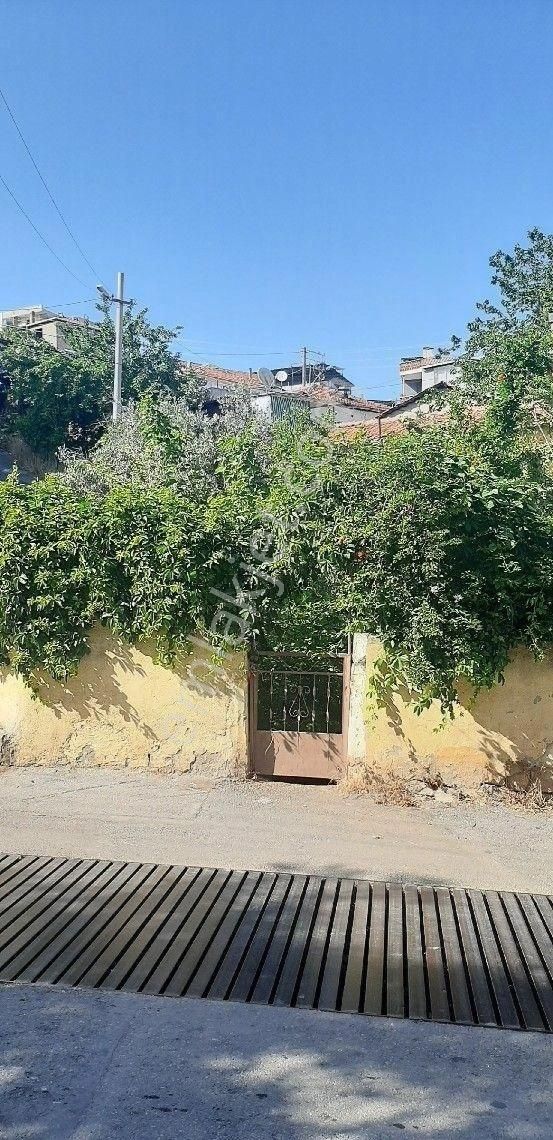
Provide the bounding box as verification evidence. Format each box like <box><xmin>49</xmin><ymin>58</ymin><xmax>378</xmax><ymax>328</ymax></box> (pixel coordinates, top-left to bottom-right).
<box><xmin>444</xmin><ymin>229</ymin><xmax>553</xmax><ymax>438</ymax></box>
<box><xmin>0</xmin><ymin>299</ymin><xmax>203</xmax><ymax>457</ymax></box>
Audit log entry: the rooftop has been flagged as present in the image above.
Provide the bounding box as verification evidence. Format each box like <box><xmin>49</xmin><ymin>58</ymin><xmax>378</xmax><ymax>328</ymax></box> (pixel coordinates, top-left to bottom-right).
<box><xmin>379</xmin><ymin>380</ymin><xmax>451</xmax><ymax>417</ymax></box>
<box><xmin>302</xmin><ymin>384</ymin><xmax>392</xmax><ymax>413</ymax></box>
<box><xmin>182</xmin><ymin>361</ymin><xmax>262</xmax><ymax>389</ymax></box>
<box><xmin>399</xmin><ymin>354</ymin><xmax>457</xmax><ymax>373</ymax></box>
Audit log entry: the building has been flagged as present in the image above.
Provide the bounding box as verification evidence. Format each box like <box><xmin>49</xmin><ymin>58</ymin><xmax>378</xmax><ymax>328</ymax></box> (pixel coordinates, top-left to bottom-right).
<box><xmin>377</xmin><ymin>380</ymin><xmax>451</xmax><ymax>423</ymax></box>
<box><xmin>184</xmin><ymin>361</ymin><xmax>391</xmax><ymax>424</ymax></box>
<box><xmin>270</xmin><ymin>362</ymin><xmax>353</xmax><ymax>395</ymax></box>
<box><xmin>306</xmin><ymin>385</ymin><xmax>392</xmax><ymax>425</ymax></box>
<box><xmin>0</xmin><ymin>306</ymin><xmax>88</xmax><ymax>354</ymax></box>
<box><xmin>399</xmin><ymin>346</ymin><xmax>458</xmax><ymax>400</ymax></box>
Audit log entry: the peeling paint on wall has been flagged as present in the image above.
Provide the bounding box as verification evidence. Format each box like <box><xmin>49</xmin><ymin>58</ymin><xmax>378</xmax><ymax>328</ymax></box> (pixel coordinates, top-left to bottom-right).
<box><xmin>0</xmin><ymin>627</ymin><xmax>248</xmax><ymax>777</ymax></box>
<box><xmin>351</xmin><ymin>637</ymin><xmax>553</xmax><ymax>794</ymax></box>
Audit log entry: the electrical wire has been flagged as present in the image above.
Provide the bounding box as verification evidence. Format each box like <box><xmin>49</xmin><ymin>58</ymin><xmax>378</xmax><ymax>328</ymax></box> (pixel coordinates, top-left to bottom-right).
<box><xmin>0</xmin><ymin>172</ymin><xmax>91</xmax><ymax>288</ymax></box>
<box><xmin>43</xmin><ymin>297</ymin><xmax>97</xmax><ymax>309</ymax></box>
<box><xmin>0</xmin><ymin>85</ymin><xmax>103</xmax><ymax>287</ymax></box>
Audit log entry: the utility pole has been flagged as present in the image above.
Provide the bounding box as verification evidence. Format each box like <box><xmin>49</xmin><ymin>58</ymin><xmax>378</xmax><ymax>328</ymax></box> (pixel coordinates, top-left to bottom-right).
<box><xmin>302</xmin><ymin>345</ymin><xmax>307</xmax><ymax>387</ymax></box>
<box><xmin>112</xmin><ymin>271</ymin><xmax>125</xmax><ymax>421</ymax></box>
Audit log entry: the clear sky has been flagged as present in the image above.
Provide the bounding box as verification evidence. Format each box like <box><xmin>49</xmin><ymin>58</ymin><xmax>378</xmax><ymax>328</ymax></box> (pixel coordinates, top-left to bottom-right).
<box><xmin>1</xmin><ymin>0</ymin><xmax>552</xmax><ymax>399</ymax></box>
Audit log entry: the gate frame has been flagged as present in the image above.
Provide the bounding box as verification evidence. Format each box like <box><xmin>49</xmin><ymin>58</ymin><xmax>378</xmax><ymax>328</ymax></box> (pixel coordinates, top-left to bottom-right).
<box><xmin>246</xmin><ymin>641</ymin><xmax>352</xmax><ymax>781</ymax></box>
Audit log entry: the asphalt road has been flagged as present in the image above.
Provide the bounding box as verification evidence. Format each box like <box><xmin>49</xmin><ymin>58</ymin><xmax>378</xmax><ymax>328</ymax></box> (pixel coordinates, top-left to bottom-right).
<box><xmin>0</xmin><ymin>984</ymin><xmax>551</xmax><ymax>1140</ymax></box>
<box><xmin>1</xmin><ymin>767</ymin><xmax>551</xmax><ymax>1138</ymax></box>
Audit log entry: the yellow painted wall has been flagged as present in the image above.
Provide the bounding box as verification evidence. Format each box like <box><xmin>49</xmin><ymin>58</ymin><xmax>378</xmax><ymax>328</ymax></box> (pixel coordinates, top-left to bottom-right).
<box><xmin>358</xmin><ymin>639</ymin><xmax>553</xmax><ymax>793</ymax></box>
<box><xmin>2</xmin><ymin>627</ymin><xmax>552</xmax><ymax>793</ymax></box>
<box><xmin>0</xmin><ymin>628</ymin><xmax>248</xmax><ymax>777</ymax></box>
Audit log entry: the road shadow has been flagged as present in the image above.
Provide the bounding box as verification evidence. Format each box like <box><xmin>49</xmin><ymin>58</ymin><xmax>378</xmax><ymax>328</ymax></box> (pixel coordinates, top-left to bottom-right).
<box><xmin>0</xmin><ymin>984</ymin><xmax>550</xmax><ymax>1139</ymax></box>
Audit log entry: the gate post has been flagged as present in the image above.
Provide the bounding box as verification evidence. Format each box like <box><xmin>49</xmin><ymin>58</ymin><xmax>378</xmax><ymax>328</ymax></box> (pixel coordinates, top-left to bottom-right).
<box><xmin>346</xmin><ymin>633</ymin><xmax>370</xmax><ymax>776</ymax></box>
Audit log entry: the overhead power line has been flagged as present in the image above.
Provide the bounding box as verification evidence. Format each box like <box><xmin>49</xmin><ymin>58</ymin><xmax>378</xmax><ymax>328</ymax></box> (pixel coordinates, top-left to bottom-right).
<box><xmin>0</xmin><ymin>173</ymin><xmax>90</xmax><ymax>288</ymax></box>
<box><xmin>0</xmin><ymin>85</ymin><xmax>103</xmax><ymax>287</ymax></box>
<box><xmin>44</xmin><ymin>297</ymin><xmax>97</xmax><ymax>310</ymax></box>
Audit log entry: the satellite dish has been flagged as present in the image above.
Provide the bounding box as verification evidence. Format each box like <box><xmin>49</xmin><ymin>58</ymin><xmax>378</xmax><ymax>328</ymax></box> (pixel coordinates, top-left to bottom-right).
<box><xmin>257</xmin><ymin>367</ymin><xmax>274</xmax><ymax>391</ymax></box>
<box><xmin>275</xmin><ymin>370</ymin><xmax>288</xmax><ymax>383</ymax></box>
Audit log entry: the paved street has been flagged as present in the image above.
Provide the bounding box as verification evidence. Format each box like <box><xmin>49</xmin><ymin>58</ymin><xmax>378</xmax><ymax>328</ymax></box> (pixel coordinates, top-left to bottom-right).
<box><xmin>0</xmin><ymin>765</ymin><xmax>551</xmax><ymax>892</ymax></box>
<box><xmin>0</xmin><ymin>984</ymin><xmax>551</xmax><ymax>1140</ymax></box>
<box><xmin>0</xmin><ymin>767</ymin><xmax>551</xmax><ymax>1137</ymax></box>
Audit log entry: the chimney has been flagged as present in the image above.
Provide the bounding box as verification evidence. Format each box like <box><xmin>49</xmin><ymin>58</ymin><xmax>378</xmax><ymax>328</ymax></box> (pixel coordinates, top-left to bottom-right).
<box><xmin>421</xmin><ymin>346</ymin><xmax>435</xmax><ymax>361</ymax></box>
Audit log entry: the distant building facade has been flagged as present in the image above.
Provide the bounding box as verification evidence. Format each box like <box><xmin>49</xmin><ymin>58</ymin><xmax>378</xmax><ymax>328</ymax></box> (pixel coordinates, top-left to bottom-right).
<box><xmin>399</xmin><ymin>346</ymin><xmax>459</xmax><ymax>400</ymax></box>
<box><xmin>184</xmin><ymin>361</ymin><xmax>391</xmax><ymax>424</ymax></box>
<box><xmin>0</xmin><ymin>306</ymin><xmax>88</xmax><ymax>354</ymax></box>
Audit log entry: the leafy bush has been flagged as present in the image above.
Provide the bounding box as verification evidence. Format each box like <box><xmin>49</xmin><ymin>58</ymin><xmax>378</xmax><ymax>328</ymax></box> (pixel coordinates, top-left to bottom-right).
<box><xmin>2</xmin><ymin>405</ymin><xmax>553</xmax><ymax>711</ymax></box>
<box><xmin>0</xmin><ymin>300</ymin><xmax>201</xmax><ymax>456</ymax></box>
<box><xmin>4</xmin><ymin>231</ymin><xmax>553</xmax><ymax>711</ymax></box>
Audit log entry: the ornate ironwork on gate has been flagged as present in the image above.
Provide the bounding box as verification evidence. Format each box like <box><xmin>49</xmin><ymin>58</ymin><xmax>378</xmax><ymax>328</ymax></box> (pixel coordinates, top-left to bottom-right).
<box><xmin>249</xmin><ymin>653</ymin><xmax>349</xmax><ymax>780</ymax></box>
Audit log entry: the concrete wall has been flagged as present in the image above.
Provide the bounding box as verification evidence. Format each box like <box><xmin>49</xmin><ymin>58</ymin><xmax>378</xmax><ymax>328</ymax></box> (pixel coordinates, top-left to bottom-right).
<box><xmin>0</xmin><ymin>628</ymin><xmax>248</xmax><ymax>778</ymax></box>
<box><xmin>347</xmin><ymin>635</ymin><xmax>553</xmax><ymax>794</ymax></box>
<box><xmin>2</xmin><ymin>628</ymin><xmax>552</xmax><ymax>794</ymax></box>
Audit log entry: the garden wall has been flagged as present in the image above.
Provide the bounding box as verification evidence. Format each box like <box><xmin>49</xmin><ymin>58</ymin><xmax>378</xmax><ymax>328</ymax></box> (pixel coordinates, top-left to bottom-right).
<box><xmin>0</xmin><ymin>627</ymin><xmax>248</xmax><ymax>778</ymax></box>
<box><xmin>347</xmin><ymin>635</ymin><xmax>553</xmax><ymax>794</ymax></box>
<box><xmin>2</xmin><ymin>628</ymin><xmax>552</xmax><ymax>794</ymax></box>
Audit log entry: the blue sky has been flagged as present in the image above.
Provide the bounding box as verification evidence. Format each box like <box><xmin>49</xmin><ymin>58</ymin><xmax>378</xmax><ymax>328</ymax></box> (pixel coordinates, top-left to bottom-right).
<box><xmin>1</xmin><ymin>0</ymin><xmax>552</xmax><ymax>399</ymax></box>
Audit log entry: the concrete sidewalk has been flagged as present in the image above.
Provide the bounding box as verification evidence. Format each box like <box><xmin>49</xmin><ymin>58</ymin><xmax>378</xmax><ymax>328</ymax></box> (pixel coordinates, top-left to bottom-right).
<box><xmin>0</xmin><ymin>765</ymin><xmax>551</xmax><ymax>892</ymax></box>
<box><xmin>0</xmin><ymin>984</ymin><xmax>551</xmax><ymax>1140</ymax></box>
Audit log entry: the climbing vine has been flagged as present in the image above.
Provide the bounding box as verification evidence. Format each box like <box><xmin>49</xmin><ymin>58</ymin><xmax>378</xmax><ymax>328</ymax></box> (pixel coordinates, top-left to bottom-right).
<box><xmin>2</xmin><ymin>401</ymin><xmax>553</xmax><ymax>713</ymax></box>
<box><xmin>3</xmin><ymin>232</ymin><xmax>553</xmax><ymax>711</ymax></box>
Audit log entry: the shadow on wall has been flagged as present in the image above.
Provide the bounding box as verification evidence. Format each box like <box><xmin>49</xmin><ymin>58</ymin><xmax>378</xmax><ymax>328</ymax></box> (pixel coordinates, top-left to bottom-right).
<box><xmin>29</xmin><ymin>627</ymin><xmax>244</xmax><ymax>726</ymax></box>
<box><xmin>457</xmin><ymin>648</ymin><xmax>553</xmax><ymax>793</ymax></box>
<box><xmin>169</xmin><ymin>642</ymin><xmax>246</xmax><ymax>702</ymax></box>
<box><xmin>0</xmin><ymin>625</ymin><xmax>249</xmax><ymax>775</ymax></box>
<box><xmin>365</xmin><ymin>645</ymin><xmax>553</xmax><ymax>795</ymax></box>
<box><xmin>29</xmin><ymin>629</ymin><xmax>151</xmax><ymax>736</ymax></box>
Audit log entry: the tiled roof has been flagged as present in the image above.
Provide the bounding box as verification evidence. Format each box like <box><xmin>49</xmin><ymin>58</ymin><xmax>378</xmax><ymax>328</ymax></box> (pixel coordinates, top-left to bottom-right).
<box><xmin>379</xmin><ymin>381</ymin><xmax>451</xmax><ymax>417</ymax></box>
<box><xmin>399</xmin><ymin>357</ymin><xmax>424</xmax><ymax>372</ymax></box>
<box><xmin>332</xmin><ymin>405</ymin><xmax>484</xmax><ymax>444</ymax></box>
<box><xmin>182</xmin><ymin>362</ymin><xmax>262</xmax><ymax>389</ymax></box>
<box><xmin>295</xmin><ymin>384</ymin><xmax>392</xmax><ymax>413</ymax></box>
<box><xmin>399</xmin><ymin>355</ymin><xmax>456</xmax><ymax>373</ymax></box>
<box><xmin>332</xmin><ymin>418</ymin><xmax>407</xmax><ymax>442</ymax></box>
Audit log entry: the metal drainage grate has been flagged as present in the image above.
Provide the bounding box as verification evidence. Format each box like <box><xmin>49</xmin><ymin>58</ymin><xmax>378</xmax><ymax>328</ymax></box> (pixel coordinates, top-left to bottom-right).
<box><xmin>0</xmin><ymin>854</ymin><xmax>551</xmax><ymax>1032</ymax></box>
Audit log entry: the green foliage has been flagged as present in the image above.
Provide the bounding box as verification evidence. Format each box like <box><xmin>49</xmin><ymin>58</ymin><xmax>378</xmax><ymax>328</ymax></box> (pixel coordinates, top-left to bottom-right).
<box><xmin>4</xmin><ymin>231</ymin><xmax>553</xmax><ymax>713</ymax></box>
<box><xmin>0</xmin><ymin>300</ymin><xmax>200</xmax><ymax>457</ymax></box>
<box><xmin>2</xmin><ymin>401</ymin><xmax>553</xmax><ymax>709</ymax></box>
<box><xmin>445</xmin><ymin>229</ymin><xmax>553</xmax><ymax>434</ymax></box>
<box><xmin>0</xmin><ymin>475</ymin><xmax>98</xmax><ymax>678</ymax></box>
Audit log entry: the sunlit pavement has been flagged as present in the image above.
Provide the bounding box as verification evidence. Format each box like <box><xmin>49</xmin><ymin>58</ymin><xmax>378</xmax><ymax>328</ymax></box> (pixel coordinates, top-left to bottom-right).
<box><xmin>0</xmin><ymin>984</ymin><xmax>551</xmax><ymax>1140</ymax></box>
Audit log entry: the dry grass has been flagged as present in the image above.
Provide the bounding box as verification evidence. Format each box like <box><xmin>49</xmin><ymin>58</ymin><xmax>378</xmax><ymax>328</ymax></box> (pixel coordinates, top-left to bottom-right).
<box><xmin>480</xmin><ymin>778</ymin><xmax>553</xmax><ymax>814</ymax></box>
<box><xmin>341</xmin><ymin>768</ymin><xmax>417</xmax><ymax>807</ymax></box>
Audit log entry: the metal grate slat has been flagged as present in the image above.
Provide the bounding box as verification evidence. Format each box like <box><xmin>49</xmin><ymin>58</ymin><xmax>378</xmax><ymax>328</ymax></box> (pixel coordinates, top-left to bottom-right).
<box><xmin>208</xmin><ymin>873</ymin><xmax>278</xmax><ymax>1002</ymax></box>
<box><xmin>340</xmin><ymin>880</ymin><xmax>370</xmax><ymax>1014</ymax></box>
<box><xmin>141</xmin><ymin>869</ymin><xmax>230</xmax><ymax>996</ymax></box>
<box><xmin>435</xmin><ymin>888</ymin><xmax>473</xmax><ymax>1025</ymax></box>
<box><xmin>250</xmin><ymin>875</ymin><xmax>307</xmax><ymax>1005</ymax></box>
<box><xmin>404</xmin><ymin>885</ymin><xmax>427</xmax><ymax>1020</ymax></box>
<box><xmin>36</xmin><ymin>862</ymin><xmax>147</xmax><ymax>985</ymax></box>
<box><xmin>364</xmin><ymin>882</ymin><xmax>386</xmax><ymax>1015</ymax></box>
<box><xmin>0</xmin><ymin>854</ymin><xmax>550</xmax><ymax>1034</ymax></box>
<box><xmin>228</xmin><ymin>874</ymin><xmax>292</xmax><ymax>1003</ymax></box>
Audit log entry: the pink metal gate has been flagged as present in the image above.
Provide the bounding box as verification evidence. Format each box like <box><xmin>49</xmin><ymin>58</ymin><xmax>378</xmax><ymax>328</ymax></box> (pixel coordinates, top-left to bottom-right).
<box><xmin>249</xmin><ymin>653</ymin><xmax>350</xmax><ymax>780</ymax></box>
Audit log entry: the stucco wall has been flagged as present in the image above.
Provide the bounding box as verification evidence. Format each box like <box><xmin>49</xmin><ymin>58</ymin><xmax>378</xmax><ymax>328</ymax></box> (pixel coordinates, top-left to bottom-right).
<box><xmin>349</xmin><ymin>636</ymin><xmax>553</xmax><ymax>793</ymax></box>
<box><xmin>0</xmin><ymin>628</ymin><xmax>248</xmax><ymax>778</ymax></box>
<box><xmin>2</xmin><ymin>628</ymin><xmax>553</xmax><ymax>792</ymax></box>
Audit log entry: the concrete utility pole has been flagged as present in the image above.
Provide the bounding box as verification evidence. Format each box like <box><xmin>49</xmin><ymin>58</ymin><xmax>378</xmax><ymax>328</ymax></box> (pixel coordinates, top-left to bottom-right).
<box><xmin>112</xmin><ymin>271</ymin><xmax>125</xmax><ymax>421</ymax></box>
<box><xmin>302</xmin><ymin>345</ymin><xmax>307</xmax><ymax>386</ymax></box>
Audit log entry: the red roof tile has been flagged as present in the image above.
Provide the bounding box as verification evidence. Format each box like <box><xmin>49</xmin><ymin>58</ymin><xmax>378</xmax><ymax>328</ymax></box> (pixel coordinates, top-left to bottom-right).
<box><xmin>182</xmin><ymin>361</ymin><xmax>262</xmax><ymax>389</ymax></box>
<box><xmin>295</xmin><ymin>384</ymin><xmax>392</xmax><ymax>413</ymax></box>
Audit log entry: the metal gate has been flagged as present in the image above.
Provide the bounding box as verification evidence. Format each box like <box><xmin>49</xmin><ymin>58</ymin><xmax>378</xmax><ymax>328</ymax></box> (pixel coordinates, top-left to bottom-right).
<box><xmin>249</xmin><ymin>653</ymin><xmax>350</xmax><ymax>780</ymax></box>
